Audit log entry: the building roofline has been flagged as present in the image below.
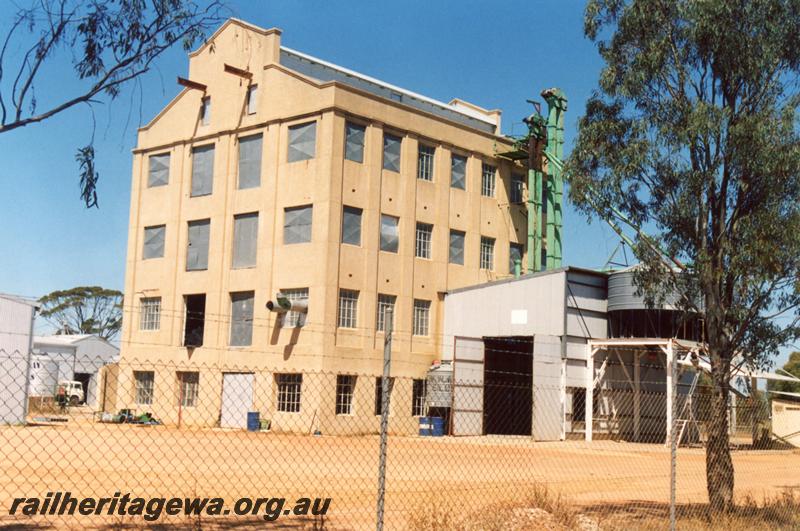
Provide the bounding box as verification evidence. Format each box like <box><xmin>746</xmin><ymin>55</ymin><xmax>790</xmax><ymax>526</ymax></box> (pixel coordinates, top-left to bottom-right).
<box><xmin>0</xmin><ymin>293</ymin><xmax>40</xmax><ymax>309</ymax></box>
<box><xmin>445</xmin><ymin>266</ymin><xmax>608</xmax><ymax>296</ymax></box>
<box><xmin>188</xmin><ymin>19</ymin><xmax>281</xmax><ymax>58</ymax></box>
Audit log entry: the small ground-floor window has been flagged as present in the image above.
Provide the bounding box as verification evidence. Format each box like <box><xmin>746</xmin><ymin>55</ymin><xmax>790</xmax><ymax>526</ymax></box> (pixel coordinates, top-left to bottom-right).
<box><xmin>335</xmin><ymin>375</ymin><xmax>356</xmax><ymax>415</ymax></box>
<box><xmin>276</xmin><ymin>373</ymin><xmax>302</xmax><ymax>413</ymax></box>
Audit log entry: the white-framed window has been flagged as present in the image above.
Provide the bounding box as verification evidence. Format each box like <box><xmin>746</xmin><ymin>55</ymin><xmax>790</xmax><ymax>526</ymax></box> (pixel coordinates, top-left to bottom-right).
<box><xmin>139</xmin><ymin>297</ymin><xmax>161</xmax><ymax>331</ymax></box>
<box><xmin>417</xmin><ymin>144</ymin><xmax>434</xmax><ymax>181</ymax></box>
<box><xmin>480</xmin><ymin>236</ymin><xmax>495</xmax><ymax>270</ymax></box>
<box><xmin>134</xmin><ymin>371</ymin><xmax>154</xmax><ymax>405</ymax></box>
<box><xmin>413</xmin><ymin>299</ymin><xmax>431</xmax><ymax>336</ymax></box>
<box><xmin>481</xmin><ymin>163</ymin><xmax>496</xmax><ymax>197</ymax></box>
<box><xmin>511</xmin><ymin>172</ymin><xmax>525</xmax><ymax>203</ymax></box>
<box><xmin>449</xmin><ymin>230</ymin><xmax>465</xmax><ymax>265</ymax></box>
<box><xmin>143</xmin><ymin>225</ymin><xmax>166</xmax><ymax>259</ymax></box>
<box><xmin>380</xmin><ymin>214</ymin><xmax>399</xmax><ymax>253</ymax></box>
<box><xmin>281</xmin><ymin>288</ymin><xmax>308</xmax><ymax>328</ymax></box>
<box><xmin>200</xmin><ymin>96</ymin><xmax>210</xmax><ymax>126</ymax></box>
<box><xmin>246</xmin><ymin>84</ymin><xmax>258</xmax><ymax>115</ymax></box>
<box><xmin>415</xmin><ymin>222</ymin><xmax>433</xmax><ymax>259</ymax></box>
<box><xmin>376</xmin><ymin>294</ymin><xmax>396</xmax><ymax>333</ymax></box>
<box><xmin>276</xmin><ymin>373</ymin><xmax>302</xmax><ymax>413</ymax></box>
<box><xmin>412</xmin><ymin>379</ymin><xmax>427</xmax><ymax>416</ymax></box>
<box><xmin>177</xmin><ymin>371</ymin><xmax>199</xmax><ymax>408</ymax></box>
<box><xmin>337</xmin><ymin>289</ymin><xmax>358</xmax><ymax>329</ymax></box>
<box><xmin>335</xmin><ymin>375</ymin><xmax>356</xmax><ymax>415</ymax></box>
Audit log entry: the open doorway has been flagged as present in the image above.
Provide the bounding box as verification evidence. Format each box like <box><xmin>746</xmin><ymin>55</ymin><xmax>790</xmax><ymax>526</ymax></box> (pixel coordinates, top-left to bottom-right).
<box><xmin>483</xmin><ymin>336</ymin><xmax>533</xmax><ymax>435</ymax></box>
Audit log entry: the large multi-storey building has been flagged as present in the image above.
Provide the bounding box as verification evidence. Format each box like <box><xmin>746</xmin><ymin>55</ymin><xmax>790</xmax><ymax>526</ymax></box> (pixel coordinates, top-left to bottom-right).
<box><xmin>111</xmin><ymin>19</ymin><xmax>536</xmax><ymax>432</ymax></box>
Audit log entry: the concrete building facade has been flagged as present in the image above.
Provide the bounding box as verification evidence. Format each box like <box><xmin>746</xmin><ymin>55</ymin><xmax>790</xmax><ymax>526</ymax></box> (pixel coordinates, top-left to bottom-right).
<box><xmin>113</xmin><ymin>19</ymin><xmax>533</xmax><ymax>432</ymax></box>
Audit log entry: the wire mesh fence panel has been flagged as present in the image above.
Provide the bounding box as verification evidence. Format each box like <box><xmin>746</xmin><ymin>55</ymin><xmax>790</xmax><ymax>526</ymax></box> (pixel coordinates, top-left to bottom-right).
<box><xmin>0</xmin><ymin>348</ymin><xmax>798</xmax><ymax>529</ymax></box>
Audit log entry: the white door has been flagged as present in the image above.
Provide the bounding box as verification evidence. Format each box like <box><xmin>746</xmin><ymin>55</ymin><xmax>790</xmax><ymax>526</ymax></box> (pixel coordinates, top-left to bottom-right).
<box><xmin>220</xmin><ymin>373</ymin><xmax>255</xmax><ymax>428</ymax></box>
<box><xmin>452</xmin><ymin>337</ymin><xmax>484</xmax><ymax>436</ymax></box>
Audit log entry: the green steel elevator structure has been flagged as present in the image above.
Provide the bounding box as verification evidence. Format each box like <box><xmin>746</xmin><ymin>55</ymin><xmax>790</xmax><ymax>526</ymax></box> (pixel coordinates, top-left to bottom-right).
<box><xmin>500</xmin><ymin>88</ymin><xmax>567</xmax><ymax>273</ymax></box>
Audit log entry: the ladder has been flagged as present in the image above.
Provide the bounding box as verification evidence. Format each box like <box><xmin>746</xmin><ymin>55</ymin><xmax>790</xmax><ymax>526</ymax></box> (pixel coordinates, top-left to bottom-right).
<box><xmin>667</xmin><ymin>372</ymin><xmax>701</xmax><ymax>446</ymax></box>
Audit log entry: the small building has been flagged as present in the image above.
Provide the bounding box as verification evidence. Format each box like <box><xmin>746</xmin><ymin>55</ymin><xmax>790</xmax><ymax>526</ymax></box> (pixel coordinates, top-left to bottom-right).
<box><xmin>32</xmin><ymin>335</ymin><xmax>119</xmax><ymax>406</ymax></box>
<box><xmin>771</xmin><ymin>396</ymin><xmax>800</xmax><ymax>447</ymax></box>
<box><xmin>0</xmin><ymin>293</ymin><xmax>38</xmax><ymax>424</ymax></box>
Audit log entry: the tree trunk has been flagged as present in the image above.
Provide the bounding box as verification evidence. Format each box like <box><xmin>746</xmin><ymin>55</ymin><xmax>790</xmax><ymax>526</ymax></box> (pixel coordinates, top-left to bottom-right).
<box><xmin>705</xmin><ymin>351</ymin><xmax>734</xmax><ymax>512</ymax></box>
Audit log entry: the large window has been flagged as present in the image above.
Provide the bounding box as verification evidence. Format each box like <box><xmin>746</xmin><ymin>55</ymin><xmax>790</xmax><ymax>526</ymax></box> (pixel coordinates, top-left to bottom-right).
<box><xmin>449</xmin><ymin>230</ymin><xmax>465</xmax><ymax>265</ymax></box>
<box><xmin>451</xmin><ymin>154</ymin><xmax>466</xmax><ymax>190</ymax></box>
<box><xmin>276</xmin><ymin>373</ymin><xmax>302</xmax><ymax>413</ymax></box>
<box><xmin>344</xmin><ymin>122</ymin><xmax>365</xmax><ymax>163</ymax></box>
<box><xmin>238</xmin><ymin>134</ymin><xmax>262</xmax><ymax>189</ymax></box>
<box><xmin>177</xmin><ymin>372</ymin><xmax>199</xmax><ymax>408</ymax></box>
<box><xmin>287</xmin><ymin>121</ymin><xmax>316</xmax><ymax>162</ymax></box>
<box><xmin>139</xmin><ymin>297</ymin><xmax>161</xmax><ymax>331</ymax></box>
<box><xmin>413</xmin><ymin>299</ymin><xmax>431</xmax><ymax>336</ymax></box>
<box><xmin>337</xmin><ymin>289</ymin><xmax>359</xmax><ymax>329</ymax></box>
<box><xmin>509</xmin><ymin>243</ymin><xmax>524</xmax><ymax>274</ymax></box>
<box><xmin>376</xmin><ymin>294</ymin><xmax>396</xmax><ymax>333</ymax></box>
<box><xmin>417</xmin><ymin>144</ymin><xmax>434</xmax><ymax>181</ymax></box>
<box><xmin>190</xmin><ymin>144</ymin><xmax>214</xmax><ymax>197</ymax></box>
<box><xmin>281</xmin><ymin>288</ymin><xmax>308</xmax><ymax>328</ymax></box>
<box><xmin>284</xmin><ymin>205</ymin><xmax>313</xmax><ymax>244</ymax></box>
<box><xmin>382</xmin><ymin>133</ymin><xmax>401</xmax><ymax>172</ymax></box>
<box><xmin>246</xmin><ymin>84</ymin><xmax>258</xmax><ymax>115</ymax></box>
<box><xmin>186</xmin><ymin>219</ymin><xmax>210</xmax><ymax>271</ymax></box>
<box><xmin>481</xmin><ymin>163</ymin><xmax>496</xmax><ymax>197</ymax></box>
<box><xmin>335</xmin><ymin>375</ymin><xmax>356</xmax><ymax>415</ymax></box>
<box><xmin>412</xmin><ymin>379</ymin><xmax>427</xmax><ymax>416</ymax></box>
<box><xmin>480</xmin><ymin>236</ymin><xmax>495</xmax><ymax>270</ymax></box>
<box><xmin>341</xmin><ymin>206</ymin><xmax>362</xmax><ymax>246</ymax></box>
<box><xmin>134</xmin><ymin>371</ymin><xmax>154</xmax><ymax>405</ymax></box>
<box><xmin>143</xmin><ymin>225</ymin><xmax>165</xmax><ymax>259</ymax></box>
<box><xmin>229</xmin><ymin>291</ymin><xmax>255</xmax><ymax>347</ymax></box>
<box><xmin>148</xmin><ymin>153</ymin><xmax>170</xmax><ymax>187</ymax></box>
<box><xmin>380</xmin><ymin>214</ymin><xmax>399</xmax><ymax>253</ymax></box>
<box><xmin>415</xmin><ymin>222</ymin><xmax>433</xmax><ymax>259</ymax></box>
<box><xmin>232</xmin><ymin>212</ymin><xmax>258</xmax><ymax>268</ymax></box>
<box><xmin>511</xmin><ymin>172</ymin><xmax>525</xmax><ymax>203</ymax></box>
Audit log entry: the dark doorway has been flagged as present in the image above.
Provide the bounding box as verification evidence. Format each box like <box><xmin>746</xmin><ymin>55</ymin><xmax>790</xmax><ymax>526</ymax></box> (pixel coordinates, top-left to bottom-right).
<box><xmin>184</xmin><ymin>294</ymin><xmax>206</xmax><ymax>347</ymax></box>
<box><xmin>483</xmin><ymin>336</ymin><xmax>533</xmax><ymax>435</ymax></box>
<box><xmin>73</xmin><ymin>372</ymin><xmax>91</xmax><ymax>404</ymax></box>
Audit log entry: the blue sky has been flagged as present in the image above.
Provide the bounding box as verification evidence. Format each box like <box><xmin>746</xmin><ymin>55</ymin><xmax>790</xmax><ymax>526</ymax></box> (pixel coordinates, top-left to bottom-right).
<box><xmin>0</xmin><ymin>1</ymin><xmax>792</xmax><ymax>365</ymax></box>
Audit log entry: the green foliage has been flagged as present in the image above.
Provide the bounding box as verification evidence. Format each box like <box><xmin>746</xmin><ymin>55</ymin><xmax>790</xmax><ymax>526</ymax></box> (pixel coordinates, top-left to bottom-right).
<box><xmin>768</xmin><ymin>352</ymin><xmax>800</xmax><ymax>394</ymax></box>
<box><xmin>39</xmin><ymin>286</ymin><xmax>123</xmax><ymax>341</ymax></box>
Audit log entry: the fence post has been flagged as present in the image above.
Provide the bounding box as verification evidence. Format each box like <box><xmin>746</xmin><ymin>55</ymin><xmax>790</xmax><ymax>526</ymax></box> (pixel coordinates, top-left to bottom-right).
<box><xmin>669</xmin><ymin>341</ymin><xmax>677</xmax><ymax>531</ymax></box>
<box><xmin>376</xmin><ymin>307</ymin><xmax>393</xmax><ymax>531</ymax></box>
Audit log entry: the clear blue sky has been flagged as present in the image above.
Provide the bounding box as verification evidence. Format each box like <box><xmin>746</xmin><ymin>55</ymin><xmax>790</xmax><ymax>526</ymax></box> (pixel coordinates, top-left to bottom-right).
<box><xmin>0</xmin><ymin>1</ymin><xmax>792</xmax><ymax>365</ymax></box>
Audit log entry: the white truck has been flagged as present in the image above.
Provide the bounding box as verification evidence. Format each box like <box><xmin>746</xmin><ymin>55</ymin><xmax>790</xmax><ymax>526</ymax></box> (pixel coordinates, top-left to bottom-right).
<box><xmin>56</xmin><ymin>381</ymin><xmax>85</xmax><ymax>405</ymax></box>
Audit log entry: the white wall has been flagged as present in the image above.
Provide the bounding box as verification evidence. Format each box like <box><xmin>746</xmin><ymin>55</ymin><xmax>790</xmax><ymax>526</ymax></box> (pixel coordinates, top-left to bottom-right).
<box><xmin>0</xmin><ymin>296</ymin><xmax>36</xmax><ymax>423</ymax></box>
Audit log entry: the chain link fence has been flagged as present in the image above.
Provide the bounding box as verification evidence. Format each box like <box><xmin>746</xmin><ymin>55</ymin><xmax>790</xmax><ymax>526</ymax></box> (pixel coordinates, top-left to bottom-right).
<box><xmin>0</xmin><ymin>346</ymin><xmax>798</xmax><ymax>529</ymax></box>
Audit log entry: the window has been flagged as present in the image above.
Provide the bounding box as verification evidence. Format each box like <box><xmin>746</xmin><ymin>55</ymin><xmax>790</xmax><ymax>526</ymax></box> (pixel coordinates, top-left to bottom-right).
<box><xmin>449</xmin><ymin>230</ymin><xmax>465</xmax><ymax>265</ymax></box>
<box><xmin>143</xmin><ymin>225</ymin><xmax>165</xmax><ymax>259</ymax></box>
<box><xmin>413</xmin><ymin>299</ymin><xmax>431</xmax><ymax>336</ymax></box>
<box><xmin>246</xmin><ymin>84</ymin><xmax>258</xmax><ymax>115</ymax></box>
<box><xmin>335</xmin><ymin>375</ymin><xmax>356</xmax><ymax>415</ymax></box>
<box><xmin>229</xmin><ymin>291</ymin><xmax>255</xmax><ymax>346</ymax></box>
<box><xmin>186</xmin><ymin>219</ymin><xmax>210</xmax><ymax>271</ymax></box>
<box><xmin>412</xmin><ymin>379</ymin><xmax>427</xmax><ymax>416</ymax></box>
<box><xmin>382</xmin><ymin>133</ymin><xmax>401</xmax><ymax>172</ymax></box>
<box><xmin>276</xmin><ymin>373</ymin><xmax>302</xmax><ymax>413</ymax></box>
<box><xmin>344</xmin><ymin>122</ymin><xmax>365</xmax><ymax>163</ymax></box>
<box><xmin>232</xmin><ymin>213</ymin><xmax>258</xmax><ymax>268</ymax></box>
<box><xmin>509</xmin><ymin>243</ymin><xmax>524</xmax><ymax>274</ymax></box>
<box><xmin>148</xmin><ymin>153</ymin><xmax>170</xmax><ymax>187</ymax></box>
<box><xmin>183</xmin><ymin>294</ymin><xmax>206</xmax><ymax>347</ymax></box>
<box><xmin>511</xmin><ymin>172</ymin><xmax>525</xmax><ymax>203</ymax></box>
<box><xmin>341</xmin><ymin>206</ymin><xmax>362</xmax><ymax>246</ymax></box>
<box><xmin>451</xmin><ymin>154</ymin><xmax>466</xmax><ymax>190</ymax></box>
<box><xmin>177</xmin><ymin>372</ymin><xmax>199</xmax><ymax>408</ymax></box>
<box><xmin>134</xmin><ymin>371</ymin><xmax>154</xmax><ymax>405</ymax></box>
<box><xmin>238</xmin><ymin>134</ymin><xmax>262</xmax><ymax>189</ymax></box>
<box><xmin>337</xmin><ymin>289</ymin><xmax>358</xmax><ymax>329</ymax></box>
<box><xmin>139</xmin><ymin>297</ymin><xmax>161</xmax><ymax>331</ymax></box>
<box><xmin>376</xmin><ymin>294</ymin><xmax>396</xmax><ymax>333</ymax></box>
<box><xmin>374</xmin><ymin>377</ymin><xmax>393</xmax><ymax>415</ymax></box>
<box><xmin>415</xmin><ymin>222</ymin><xmax>433</xmax><ymax>259</ymax></box>
<box><xmin>199</xmin><ymin>97</ymin><xmax>210</xmax><ymax>126</ymax></box>
<box><xmin>481</xmin><ymin>163</ymin><xmax>496</xmax><ymax>197</ymax></box>
<box><xmin>417</xmin><ymin>144</ymin><xmax>434</xmax><ymax>181</ymax></box>
<box><xmin>284</xmin><ymin>205</ymin><xmax>313</xmax><ymax>244</ymax></box>
<box><xmin>281</xmin><ymin>288</ymin><xmax>308</xmax><ymax>328</ymax></box>
<box><xmin>191</xmin><ymin>144</ymin><xmax>214</xmax><ymax>197</ymax></box>
<box><xmin>288</xmin><ymin>121</ymin><xmax>316</xmax><ymax>162</ymax></box>
<box><xmin>480</xmin><ymin>236</ymin><xmax>495</xmax><ymax>270</ymax></box>
<box><xmin>380</xmin><ymin>214</ymin><xmax>399</xmax><ymax>253</ymax></box>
